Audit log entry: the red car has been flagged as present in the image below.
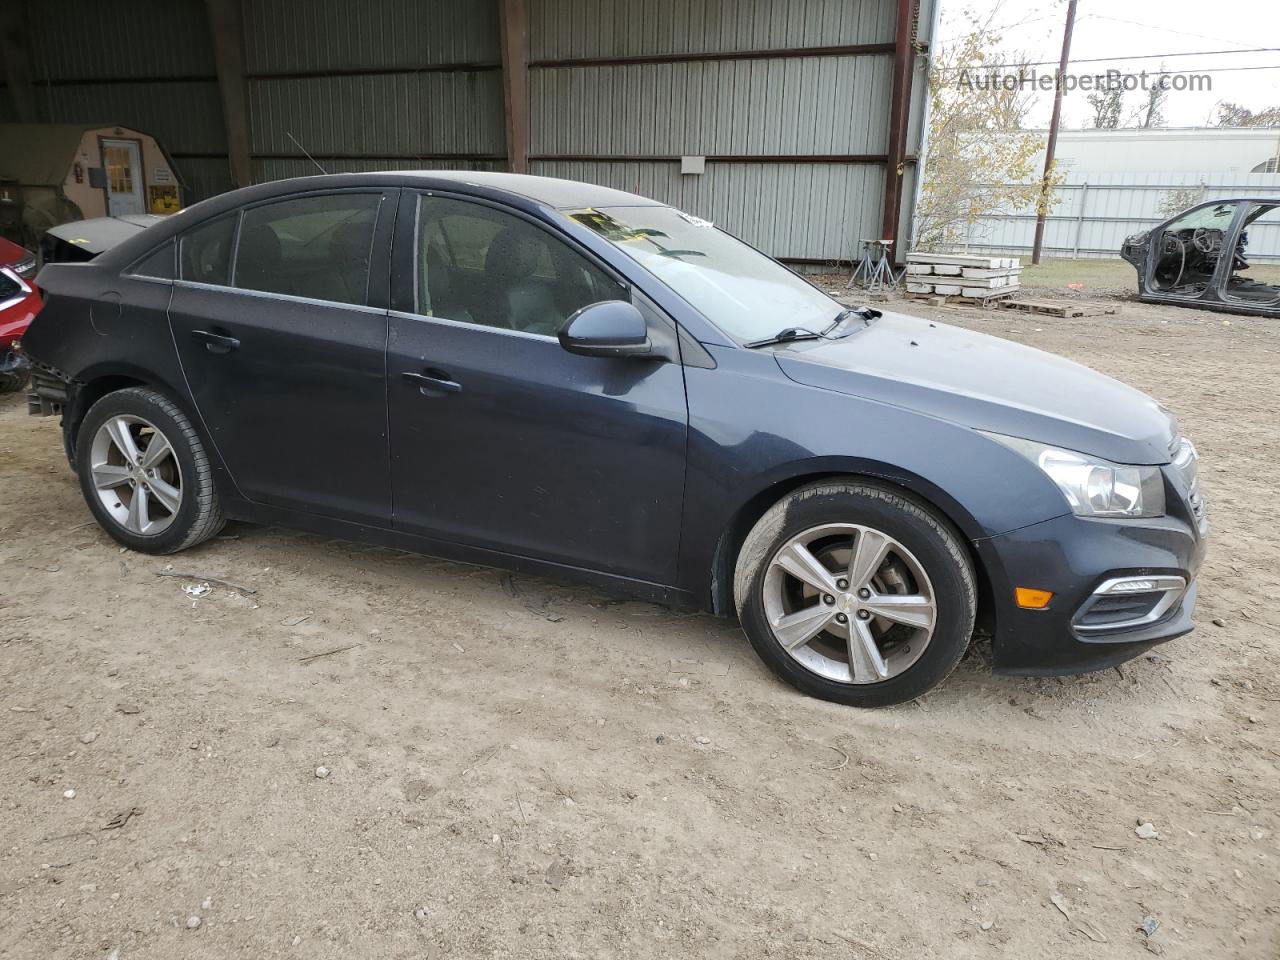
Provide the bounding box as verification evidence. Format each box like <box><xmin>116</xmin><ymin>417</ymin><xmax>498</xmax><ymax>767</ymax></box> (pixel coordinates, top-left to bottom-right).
<box><xmin>0</xmin><ymin>236</ymin><xmax>38</xmax><ymax>282</ymax></box>
<box><xmin>1</xmin><ymin>266</ymin><xmax>41</xmax><ymax>393</ymax></box>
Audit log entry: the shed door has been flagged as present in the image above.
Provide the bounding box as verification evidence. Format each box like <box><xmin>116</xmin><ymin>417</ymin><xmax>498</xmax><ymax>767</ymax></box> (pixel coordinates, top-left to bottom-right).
<box><xmin>102</xmin><ymin>139</ymin><xmax>144</xmax><ymax>216</ymax></box>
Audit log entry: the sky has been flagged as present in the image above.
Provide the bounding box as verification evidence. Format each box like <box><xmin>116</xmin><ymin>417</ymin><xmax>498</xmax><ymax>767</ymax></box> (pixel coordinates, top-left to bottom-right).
<box><xmin>936</xmin><ymin>0</ymin><xmax>1280</xmax><ymax>129</ymax></box>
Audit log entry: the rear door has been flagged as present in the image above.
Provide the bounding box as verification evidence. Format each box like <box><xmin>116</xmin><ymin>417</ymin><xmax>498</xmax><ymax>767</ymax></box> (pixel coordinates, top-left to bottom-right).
<box><xmin>168</xmin><ymin>189</ymin><xmax>396</xmax><ymax>525</ymax></box>
<box><xmin>385</xmin><ymin>191</ymin><xmax>689</xmax><ymax>584</ymax></box>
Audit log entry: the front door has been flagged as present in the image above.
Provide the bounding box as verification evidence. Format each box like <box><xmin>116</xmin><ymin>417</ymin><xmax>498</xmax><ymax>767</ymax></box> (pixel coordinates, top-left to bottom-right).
<box><xmin>101</xmin><ymin>139</ymin><xmax>144</xmax><ymax>217</ymax></box>
<box><xmin>168</xmin><ymin>189</ymin><xmax>395</xmax><ymax>525</ymax></box>
<box><xmin>385</xmin><ymin>192</ymin><xmax>688</xmax><ymax>584</ymax></box>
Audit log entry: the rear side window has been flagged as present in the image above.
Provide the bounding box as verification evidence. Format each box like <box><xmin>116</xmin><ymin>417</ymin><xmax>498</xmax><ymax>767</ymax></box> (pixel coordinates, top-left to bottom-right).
<box><xmin>233</xmin><ymin>193</ymin><xmax>381</xmax><ymax>306</ymax></box>
<box><xmin>181</xmin><ymin>215</ymin><xmax>236</xmax><ymax>285</ymax></box>
<box><xmin>130</xmin><ymin>241</ymin><xmax>175</xmax><ymax>280</ymax></box>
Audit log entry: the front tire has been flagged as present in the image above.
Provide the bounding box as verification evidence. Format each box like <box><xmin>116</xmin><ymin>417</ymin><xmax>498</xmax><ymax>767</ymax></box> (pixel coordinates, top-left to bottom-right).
<box><xmin>76</xmin><ymin>386</ymin><xmax>224</xmax><ymax>554</ymax></box>
<box><xmin>734</xmin><ymin>480</ymin><xmax>976</xmax><ymax>708</ymax></box>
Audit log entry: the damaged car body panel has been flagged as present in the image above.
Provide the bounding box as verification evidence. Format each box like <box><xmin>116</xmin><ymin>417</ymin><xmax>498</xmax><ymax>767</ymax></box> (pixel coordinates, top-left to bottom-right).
<box><xmin>1122</xmin><ymin>198</ymin><xmax>1280</xmax><ymax>316</ymax></box>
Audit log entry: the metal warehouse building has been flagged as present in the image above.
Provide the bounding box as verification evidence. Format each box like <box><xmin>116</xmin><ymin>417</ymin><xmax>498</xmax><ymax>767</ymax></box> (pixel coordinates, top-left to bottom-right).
<box><xmin>0</xmin><ymin>0</ymin><xmax>935</xmax><ymax>264</ymax></box>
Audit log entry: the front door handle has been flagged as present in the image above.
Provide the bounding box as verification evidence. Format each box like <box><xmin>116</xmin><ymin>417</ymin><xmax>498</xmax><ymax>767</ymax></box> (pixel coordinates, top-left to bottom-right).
<box><xmin>191</xmin><ymin>329</ymin><xmax>240</xmax><ymax>354</ymax></box>
<box><xmin>402</xmin><ymin>370</ymin><xmax>462</xmax><ymax>396</ymax></box>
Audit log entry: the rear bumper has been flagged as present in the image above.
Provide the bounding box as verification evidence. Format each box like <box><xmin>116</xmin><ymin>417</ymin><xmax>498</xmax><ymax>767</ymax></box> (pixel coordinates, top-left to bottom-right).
<box><xmin>976</xmin><ymin>509</ymin><xmax>1206</xmax><ymax>676</ymax></box>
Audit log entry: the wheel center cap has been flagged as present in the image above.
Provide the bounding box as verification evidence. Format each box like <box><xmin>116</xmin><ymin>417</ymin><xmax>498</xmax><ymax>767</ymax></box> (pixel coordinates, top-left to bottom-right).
<box><xmin>836</xmin><ymin>593</ymin><xmax>857</xmax><ymax>613</ymax></box>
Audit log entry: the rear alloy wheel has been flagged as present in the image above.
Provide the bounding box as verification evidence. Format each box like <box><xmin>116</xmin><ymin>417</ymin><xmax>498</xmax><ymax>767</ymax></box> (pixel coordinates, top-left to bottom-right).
<box><xmin>76</xmin><ymin>387</ymin><xmax>223</xmax><ymax>554</ymax></box>
<box><xmin>90</xmin><ymin>414</ymin><xmax>184</xmax><ymax>536</ymax></box>
<box><xmin>735</xmin><ymin>480</ymin><xmax>975</xmax><ymax>707</ymax></box>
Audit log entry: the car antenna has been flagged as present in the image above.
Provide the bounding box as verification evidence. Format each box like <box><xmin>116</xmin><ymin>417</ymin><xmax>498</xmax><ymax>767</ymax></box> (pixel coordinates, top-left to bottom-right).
<box><xmin>285</xmin><ymin>132</ymin><xmax>329</xmax><ymax>175</ymax></box>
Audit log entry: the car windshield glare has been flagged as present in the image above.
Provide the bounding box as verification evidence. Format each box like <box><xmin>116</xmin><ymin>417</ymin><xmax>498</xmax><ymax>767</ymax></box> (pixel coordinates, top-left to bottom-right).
<box><xmin>565</xmin><ymin>206</ymin><xmax>841</xmax><ymax>342</ymax></box>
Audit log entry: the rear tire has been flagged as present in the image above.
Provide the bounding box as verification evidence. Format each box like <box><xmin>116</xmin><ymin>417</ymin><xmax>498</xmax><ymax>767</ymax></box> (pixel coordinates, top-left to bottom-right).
<box><xmin>734</xmin><ymin>479</ymin><xmax>975</xmax><ymax>708</ymax></box>
<box><xmin>76</xmin><ymin>387</ymin><xmax>224</xmax><ymax>554</ymax></box>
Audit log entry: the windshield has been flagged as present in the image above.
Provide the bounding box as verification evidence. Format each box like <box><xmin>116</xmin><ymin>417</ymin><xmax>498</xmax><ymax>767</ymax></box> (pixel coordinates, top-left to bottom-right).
<box><xmin>565</xmin><ymin>206</ymin><xmax>842</xmax><ymax>342</ymax></box>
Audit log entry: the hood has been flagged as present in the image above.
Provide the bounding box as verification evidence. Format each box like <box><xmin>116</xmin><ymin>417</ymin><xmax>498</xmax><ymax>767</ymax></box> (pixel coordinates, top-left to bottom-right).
<box><xmin>774</xmin><ymin>311</ymin><xmax>1175</xmax><ymax>465</ymax></box>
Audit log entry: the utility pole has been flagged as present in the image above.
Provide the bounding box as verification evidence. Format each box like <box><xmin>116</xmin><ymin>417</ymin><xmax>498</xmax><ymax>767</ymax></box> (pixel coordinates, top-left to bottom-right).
<box><xmin>1031</xmin><ymin>0</ymin><xmax>1078</xmax><ymax>265</ymax></box>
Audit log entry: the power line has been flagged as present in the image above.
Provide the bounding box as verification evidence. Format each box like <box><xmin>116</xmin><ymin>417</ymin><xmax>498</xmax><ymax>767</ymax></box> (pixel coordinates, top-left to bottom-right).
<box><xmin>937</xmin><ymin>47</ymin><xmax>1280</xmax><ymax>72</ymax></box>
<box><xmin>1082</xmin><ymin>13</ymin><xmax>1259</xmax><ymax>52</ymax></box>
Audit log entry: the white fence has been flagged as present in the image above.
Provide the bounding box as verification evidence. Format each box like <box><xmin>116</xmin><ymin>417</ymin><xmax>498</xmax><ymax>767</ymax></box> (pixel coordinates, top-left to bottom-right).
<box><xmin>951</xmin><ymin>171</ymin><xmax>1280</xmax><ymax>261</ymax></box>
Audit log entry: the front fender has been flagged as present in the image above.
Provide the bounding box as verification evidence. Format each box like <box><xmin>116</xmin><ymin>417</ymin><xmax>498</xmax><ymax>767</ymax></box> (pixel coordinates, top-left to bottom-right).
<box><xmin>676</xmin><ymin>345</ymin><xmax>1070</xmax><ymax>603</ymax></box>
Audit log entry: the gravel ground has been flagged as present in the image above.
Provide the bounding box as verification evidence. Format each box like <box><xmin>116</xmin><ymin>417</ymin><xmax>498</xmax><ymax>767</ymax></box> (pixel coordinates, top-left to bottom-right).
<box><xmin>1</xmin><ymin>292</ymin><xmax>1277</xmax><ymax>959</ymax></box>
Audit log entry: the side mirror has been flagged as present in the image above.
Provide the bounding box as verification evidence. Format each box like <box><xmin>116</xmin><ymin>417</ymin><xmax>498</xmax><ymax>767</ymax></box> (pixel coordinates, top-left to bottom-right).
<box><xmin>558</xmin><ymin>300</ymin><xmax>653</xmax><ymax>358</ymax></box>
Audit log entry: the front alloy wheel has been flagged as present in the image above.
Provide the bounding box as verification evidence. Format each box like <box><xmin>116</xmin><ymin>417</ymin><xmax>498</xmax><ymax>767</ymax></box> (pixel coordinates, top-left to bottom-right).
<box><xmin>735</xmin><ymin>480</ymin><xmax>976</xmax><ymax>707</ymax></box>
<box><xmin>764</xmin><ymin>523</ymin><xmax>937</xmax><ymax>685</ymax></box>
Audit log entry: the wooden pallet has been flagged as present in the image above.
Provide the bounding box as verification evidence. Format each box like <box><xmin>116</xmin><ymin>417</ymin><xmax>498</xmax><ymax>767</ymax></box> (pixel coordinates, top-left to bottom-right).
<box><xmin>998</xmin><ymin>298</ymin><xmax>1115</xmax><ymax>318</ymax></box>
<box><xmin>904</xmin><ymin>287</ymin><xmax>1020</xmax><ymax>307</ymax></box>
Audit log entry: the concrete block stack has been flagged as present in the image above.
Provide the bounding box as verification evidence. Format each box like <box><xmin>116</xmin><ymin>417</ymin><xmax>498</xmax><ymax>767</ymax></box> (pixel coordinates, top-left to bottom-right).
<box><xmin>904</xmin><ymin>253</ymin><xmax>1021</xmax><ymax>301</ymax></box>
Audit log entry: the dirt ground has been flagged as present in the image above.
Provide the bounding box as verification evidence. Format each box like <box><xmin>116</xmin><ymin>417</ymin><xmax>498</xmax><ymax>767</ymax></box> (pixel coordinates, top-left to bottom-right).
<box><xmin>1</xmin><ymin>288</ymin><xmax>1277</xmax><ymax>960</ymax></box>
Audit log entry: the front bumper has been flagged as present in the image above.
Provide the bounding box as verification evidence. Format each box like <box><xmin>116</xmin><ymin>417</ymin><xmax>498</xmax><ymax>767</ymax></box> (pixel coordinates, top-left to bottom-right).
<box><xmin>975</xmin><ymin>506</ymin><xmax>1206</xmax><ymax>676</ymax></box>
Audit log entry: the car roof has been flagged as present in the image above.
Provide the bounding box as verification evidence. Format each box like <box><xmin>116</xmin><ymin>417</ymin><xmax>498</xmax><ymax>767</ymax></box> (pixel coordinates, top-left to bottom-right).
<box><xmin>0</xmin><ymin>235</ymin><xmax>29</xmax><ymax>262</ymax></box>
<box><xmin>378</xmin><ymin>171</ymin><xmax>665</xmax><ymax>210</ymax></box>
<box><xmin>92</xmin><ymin>171</ymin><xmax>669</xmax><ymax>269</ymax></box>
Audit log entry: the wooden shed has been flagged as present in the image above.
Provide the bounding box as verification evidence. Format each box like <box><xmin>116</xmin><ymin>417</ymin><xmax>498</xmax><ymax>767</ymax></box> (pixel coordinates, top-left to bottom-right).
<box><xmin>0</xmin><ymin>123</ymin><xmax>182</xmax><ymax>245</ymax></box>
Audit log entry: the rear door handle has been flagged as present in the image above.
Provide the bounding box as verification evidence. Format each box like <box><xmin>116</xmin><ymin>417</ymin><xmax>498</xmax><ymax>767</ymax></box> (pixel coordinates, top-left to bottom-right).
<box><xmin>191</xmin><ymin>329</ymin><xmax>240</xmax><ymax>354</ymax></box>
<box><xmin>402</xmin><ymin>370</ymin><xmax>462</xmax><ymax>395</ymax></box>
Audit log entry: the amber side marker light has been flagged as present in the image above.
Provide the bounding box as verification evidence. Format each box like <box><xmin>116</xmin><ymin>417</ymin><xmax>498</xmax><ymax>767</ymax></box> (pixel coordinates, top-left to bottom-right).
<box><xmin>1015</xmin><ymin>587</ymin><xmax>1054</xmax><ymax>609</ymax></box>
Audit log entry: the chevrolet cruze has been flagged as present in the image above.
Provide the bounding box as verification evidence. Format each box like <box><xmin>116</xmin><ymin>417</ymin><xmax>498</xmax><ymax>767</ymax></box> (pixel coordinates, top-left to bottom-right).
<box><xmin>20</xmin><ymin>172</ymin><xmax>1207</xmax><ymax>707</ymax></box>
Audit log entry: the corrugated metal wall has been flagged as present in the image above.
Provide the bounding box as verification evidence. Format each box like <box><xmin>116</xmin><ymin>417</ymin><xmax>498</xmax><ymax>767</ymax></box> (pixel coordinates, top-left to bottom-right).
<box><xmin>17</xmin><ymin>0</ymin><xmax>232</xmax><ymax>201</ymax></box>
<box><xmin>962</xmin><ymin>172</ymin><xmax>1280</xmax><ymax>261</ymax></box>
<box><xmin>528</xmin><ymin>0</ymin><xmax>896</xmax><ymax>58</ymax></box>
<box><xmin>527</xmin><ymin>0</ymin><xmax>907</xmax><ymax>263</ymax></box>
<box><xmin>242</xmin><ymin>0</ymin><xmax>506</xmax><ymax>184</ymax></box>
<box><xmin>2</xmin><ymin>0</ymin><xmax>932</xmax><ymax>262</ymax></box>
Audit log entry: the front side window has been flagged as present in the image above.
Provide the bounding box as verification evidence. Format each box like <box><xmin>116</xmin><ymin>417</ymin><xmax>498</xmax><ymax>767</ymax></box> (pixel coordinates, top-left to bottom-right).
<box><xmin>415</xmin><ymin>195</ymin><xmax>625</xmax><ymax>336</ymax></box>
<box><xmin>234</xmin><ymin>193</ymin><xmax>381</xmax><ymax>306</ymax></box>
<box><xmin>180</xmin><ymin>215</ymin><xmax>235</xmax><ymax>285</ymax></box>
<box><xmin>566</xmin><ymin>206</ymin><xmax>842</xmax><ymax>343</ymax></box>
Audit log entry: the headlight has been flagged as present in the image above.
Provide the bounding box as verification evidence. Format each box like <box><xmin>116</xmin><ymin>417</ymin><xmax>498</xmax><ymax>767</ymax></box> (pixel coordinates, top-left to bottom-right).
<box><xmin>985</xmin><ymin>433</ymin><xmax>1165</xmax><ymax>518</ymax></box>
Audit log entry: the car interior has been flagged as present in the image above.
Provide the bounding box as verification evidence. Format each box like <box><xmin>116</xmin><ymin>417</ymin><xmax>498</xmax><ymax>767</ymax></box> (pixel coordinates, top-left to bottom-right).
<box><xmin>416</xmin><ymin>199</ymin><xmax>624</xmax><ymax>336</ymax></box>
<box><xmin>234</xmin><ymin>199</ymin><xmax>379</xmax><ymax>306</ymax></box>
<box><xmin>1150</xmin><ymin>202</ymin><xmax>1237</xmax><ymax>296</ymax></box>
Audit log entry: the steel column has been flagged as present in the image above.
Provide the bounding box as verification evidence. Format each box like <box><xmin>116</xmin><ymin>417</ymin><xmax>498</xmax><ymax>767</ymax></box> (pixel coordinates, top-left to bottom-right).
<box><xmin>204</xmin><ymin>0</ymin><xmax>252</xmax><ymax>188</ymax></box>
<box><xmin>880</xmin><ymin>0</ymin><xmax>915</xmax><ymax>258</ymax></box>
<box><xmin>500</xmin><ymin>0</ymin><xmax>530</xmax><ymax>174</ymax></box>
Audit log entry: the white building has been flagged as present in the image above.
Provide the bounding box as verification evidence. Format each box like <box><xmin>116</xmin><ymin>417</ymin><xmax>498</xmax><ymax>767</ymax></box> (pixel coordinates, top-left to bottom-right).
<box><xmin>1040</xmin><ymin>127</ymin><xmax>1280</xmax><ymax>177</ymax></box>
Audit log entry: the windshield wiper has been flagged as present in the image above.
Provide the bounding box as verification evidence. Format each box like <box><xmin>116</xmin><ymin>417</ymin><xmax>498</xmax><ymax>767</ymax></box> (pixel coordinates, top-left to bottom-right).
<box><xmin>822</xmin><ymin>305</ymin><xmax>882</xmax><ymax>336</ymax></box>
<box><xmin>744</xmin><ymin>327</ymin><xmax>824</xmax><ymax>349</ymax></box>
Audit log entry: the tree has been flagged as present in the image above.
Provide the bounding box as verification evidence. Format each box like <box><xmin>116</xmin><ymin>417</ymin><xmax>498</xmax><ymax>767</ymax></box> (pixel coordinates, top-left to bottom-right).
<box><xmin>913</xmin><ymin>10</ymin><xmax>1049</xmax><ymax>251</ymax></box>
<box><xmin>1086</xmin><ymin>88</ymin><xmax>1124</xmax><ymax>129</ymax></box>
<box><xmin>1157</xmin><ymin>186</ymin><xmax>1205</xmax><ymax>219</ymax></box>
<box><xmin>1137</xmin><ymin>66</ymin><xmax>1169</xmax><ymax>129</ymax></box>
<box><xmin>1216</xmin><ymin>101</ymin><xmax>1280</xmax><ymax>127</ymax></box>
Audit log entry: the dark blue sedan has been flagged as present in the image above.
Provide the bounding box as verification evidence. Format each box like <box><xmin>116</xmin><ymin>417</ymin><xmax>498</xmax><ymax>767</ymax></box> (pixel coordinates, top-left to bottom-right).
<box><xmin>21</xmin><ymin>172</ymin><xmax>1207</xmax><ymax>707</ymax></box>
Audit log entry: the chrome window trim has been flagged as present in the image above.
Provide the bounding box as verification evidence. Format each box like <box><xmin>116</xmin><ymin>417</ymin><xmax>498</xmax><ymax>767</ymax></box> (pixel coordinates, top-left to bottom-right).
<box><xmin>1073</xmin><ymin>575</ymin><xmax>1188</xmax><ymax>634</ymax></box>
<box><xmin>171</xmin><ymin>278</ymin><xmax>388</xmax><ymax>316</ymax></box>
<box><xmin>388</xmin><ymin>308</ymin><xmax>558</xmax><ymax>343</ymax></box>
<box><xmin>122</xmin><ymin>273</ymin><xmax>174</xmax><ymax>286</ymax></box>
